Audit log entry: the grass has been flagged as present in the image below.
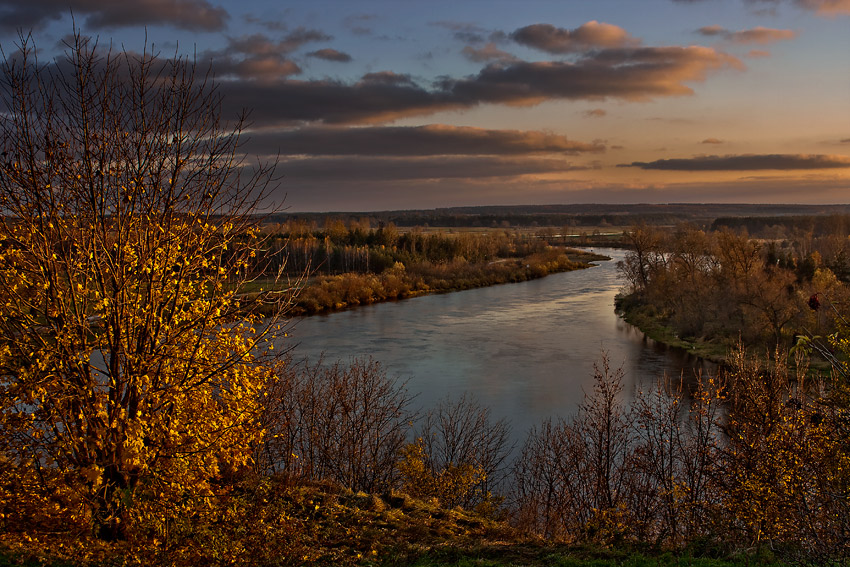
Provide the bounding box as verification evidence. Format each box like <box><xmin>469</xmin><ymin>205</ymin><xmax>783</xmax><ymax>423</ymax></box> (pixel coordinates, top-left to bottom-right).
<box><xmin>614</xmin><ymin>296</ymin><xmax>729</xmax><ymax>364</ymax></box>
<box><xmin>0</xmin><ymin>479</ymin><xmax>792</xmax><ymax>567</ymax></box>
<box><xmin>396</xmin><ymin>545</ymin><xmax>785</xmax><ymax>567</ymax></box>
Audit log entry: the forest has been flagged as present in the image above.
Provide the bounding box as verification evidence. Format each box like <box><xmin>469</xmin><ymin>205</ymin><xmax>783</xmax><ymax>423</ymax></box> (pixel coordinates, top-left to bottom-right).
<box><xmin>616</xmin><ymin>221</ymin><xmax>850</xmax><ymax>360</ymax></box>
<box><xmin>250</xmin><ymin>221</ymin><xmax>605</xmax><ymax>314</ymax></box>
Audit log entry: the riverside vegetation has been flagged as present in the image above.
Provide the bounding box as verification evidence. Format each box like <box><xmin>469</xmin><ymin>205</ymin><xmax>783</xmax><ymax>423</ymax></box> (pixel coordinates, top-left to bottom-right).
<box><xmin>254</xmin><ymin>222</ymin><xmax>607</xmax><ymax>315</ymax></box>
<box><xmin>2</xmin><ymin>33</ymin><xmax>849</xmax><ymax>567</ymax></box>
<box><xmin>615</xmin><ymin>221</ymin><xmax>850</xmax><ymax>361</ymax></box>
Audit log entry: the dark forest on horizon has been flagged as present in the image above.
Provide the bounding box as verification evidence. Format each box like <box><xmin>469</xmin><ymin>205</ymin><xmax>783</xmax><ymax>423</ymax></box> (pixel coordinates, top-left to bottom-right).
<box><xmin>273</xmin><ymin>203</ymin><xmax>850</xmax><ymax>230</ymax></box>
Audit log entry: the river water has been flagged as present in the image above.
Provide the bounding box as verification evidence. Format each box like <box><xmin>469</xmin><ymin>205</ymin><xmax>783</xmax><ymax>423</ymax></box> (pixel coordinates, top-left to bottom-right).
<box><xmin>283</xmin><ymin>248</ymin><xmax>709</xmax><ymax>441</ymax></box>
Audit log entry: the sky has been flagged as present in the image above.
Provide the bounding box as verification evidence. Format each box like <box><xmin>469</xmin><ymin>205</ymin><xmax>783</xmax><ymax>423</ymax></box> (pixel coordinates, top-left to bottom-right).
<box><xmin>0</xmin><ymin>0</ymin><xmax>848</xmax><ymax>212</ymax></box>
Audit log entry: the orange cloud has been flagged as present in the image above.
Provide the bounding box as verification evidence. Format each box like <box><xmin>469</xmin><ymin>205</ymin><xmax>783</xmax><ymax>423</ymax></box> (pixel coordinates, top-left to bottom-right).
<box><xmin>511</xmin><ymin>21</ymin><xmax>640</xmax><ymax>53</ymax></box>
<box><xmin>625</xmin><ymin>154</ymin><xmax>850</xmax><ymax>170</ymax></box>
<box><xmin>797</xmin><ymin>0</ymin><xmax>850</xmax><ymax>16</ymax></box>
<box><xmin>462</xmin><ymin>43</ymin><xmax>518</xmax><ymax>63</ymax></box>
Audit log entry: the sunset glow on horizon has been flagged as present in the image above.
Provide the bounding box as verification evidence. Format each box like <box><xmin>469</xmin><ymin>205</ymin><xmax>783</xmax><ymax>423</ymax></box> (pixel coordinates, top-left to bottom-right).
<box><xmin>1</xmin><ymin>0</ymin><xmax>848</xmax><ymax>211</ymax></box>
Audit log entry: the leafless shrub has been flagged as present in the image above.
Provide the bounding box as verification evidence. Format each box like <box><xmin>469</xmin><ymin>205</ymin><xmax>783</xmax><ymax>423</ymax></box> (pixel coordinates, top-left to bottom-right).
<box><xmin>511</xmin><ymin>417</ymin><xmax>586</xmax><ymax>539</ymax></box>
<box><xmin>626</xmin><ymin>372</ymin><xmax>725</xmax><ymax>545</ymax></box>
<box><xmin>257</xmin><ymin>356</ymin><xmax>414</xmax><ymax>493</ymax></box>
<box><xmin>511</xmin><ymin>355</ymin><xmax>728</xmax><ymax>547</ymax></box>
<box><xmin>401</xmin><ymin>393</ymin><xmax>512</xmax><ymax>511</ymax></box>
<box><xmin>511</xmin><ymin>355</ymin><xmax>635</xmax><ymax>542</ymax></box>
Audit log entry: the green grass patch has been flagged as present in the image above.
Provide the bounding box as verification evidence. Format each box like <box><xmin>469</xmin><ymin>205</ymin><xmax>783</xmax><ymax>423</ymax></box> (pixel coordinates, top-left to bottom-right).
<box><xmin>615</xmin><ymin>295</ymin><xmax>729</xmax><ymax>364</ymax></box>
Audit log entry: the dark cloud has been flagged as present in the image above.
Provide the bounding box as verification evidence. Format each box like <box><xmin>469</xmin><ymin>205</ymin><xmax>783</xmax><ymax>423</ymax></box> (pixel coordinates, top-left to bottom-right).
<box><xmin>245</xmin><ymin>125</ymin><xmax>605</xmax><ymax>156</ymax></box>
<box><xmin>278</xmin><ymin>155</ymin><xmax>586</xmax><ymax>182</ymax></box>
<box><xmin>279</xmin><ymin>28</ymin><xmax>332</xmax><ymax>51</ymax></box>
<box><xmin>442</xmin><ymin>46</ymin><xmax>741</xmax><ymax>106</ymax></box>
<box><xmin>625</xmin><ymin>154</ymin><xmax>850</xmax><ymax>170</ymax></box>
<box><xmin>700</xmin><ymin>138</ymin><xmax>724</xmax><ymax>144</ymax></box>
<box><xmin>0</xmin><ymin>0</ymin><xmax>229</xmax><ymax>33</ymax></box>
<box><xmin>432</xmin><ymin>21</ymin><xmax>492</xmax><ymax>44</ymax></box>
<box><xmin>218</xmin><ymin>45</ymin><xmax>740</xmax><ymax>124</ymax></box>
<box><xmin>462</xmin><ymin>43</ymin><xmax>518</xmax><ymax>63</ymax></box>
<box><xmin>243</xmin><ymin>14</ymin><xmax>286</xmax><ymax>31</ymax></box>
<box><xmin>212</xmin><ymin>57</ymin><xmax>301</xmax><ymax>80</ymax></box>
<box><xmin>696</xmin><ymin>25</ymin><xmax>796</xmax><ymax>44</ymax></box>
<box><xmin>307</xmin><ymin>48</ymin><xmax>352</xmax><ymax>62</ymax></box>
<box><xmin>203</xmin><ymin>30</ymin><xmax>331</xmax><ymax>80</ymax></box>
<box><xmin>358</xmin><ymin>71</ymin><xmax>417</xmax><ymax>86</ymax></box>
<box><xmin>841</xmin><ymin>138</ymin><xmax>850</xmax><ymax>143</ymax></box>
<box><xmin>583</xmin><ymin>108</ymin><xmax>607</xmax><ymax>118</ymax></box>
<box><xmin>511</xmin><ymin>21</ymin><xmax>640</xmax><ymax>53</ymax></box>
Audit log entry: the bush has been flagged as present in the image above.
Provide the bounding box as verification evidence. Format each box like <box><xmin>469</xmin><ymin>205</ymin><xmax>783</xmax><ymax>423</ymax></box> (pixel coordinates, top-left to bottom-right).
<box><xmin>257</xmin><ymin>357</ymin><xmax>414</xmax><ymax>493</ymax></box>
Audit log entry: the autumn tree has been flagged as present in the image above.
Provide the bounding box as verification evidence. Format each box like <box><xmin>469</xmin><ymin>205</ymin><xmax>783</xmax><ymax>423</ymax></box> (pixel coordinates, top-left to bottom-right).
<box><xmin>399</xmin><ymin>394</ymin><xmax>512</xmax><ymax>510</ymax></box>
<box><xmin>0</xmin><ymin>33</ymin><xmax>286</xmax><ymax>540</ymax></box>
<box><xmin>618</xmin><ymin>223</ymin><xmax>666</xmax><ymax>294</ymax></box>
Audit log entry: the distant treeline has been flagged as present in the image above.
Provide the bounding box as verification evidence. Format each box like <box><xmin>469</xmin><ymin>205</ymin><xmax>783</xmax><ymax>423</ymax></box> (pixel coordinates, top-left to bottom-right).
<box><xmin>712</xmin><ymin>214</ymin><xmax>850</xmax><ymax>238</ymax></box>
<box><xmin>256</xmin><ymin>222</ymin><xmax>551</xmax><ymax>277</ymax></box>
<box><xmin>268</xmin><ymin>203</ymin><xmax>850</xmax><ymax>229</ymax></box>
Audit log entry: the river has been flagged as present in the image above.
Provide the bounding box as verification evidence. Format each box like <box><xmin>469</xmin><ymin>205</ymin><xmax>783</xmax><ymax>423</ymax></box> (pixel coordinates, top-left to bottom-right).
<box><xmin>283</xmin><ymin>248</ymin><xmax>710</xmax><ymax>441</ymax></box>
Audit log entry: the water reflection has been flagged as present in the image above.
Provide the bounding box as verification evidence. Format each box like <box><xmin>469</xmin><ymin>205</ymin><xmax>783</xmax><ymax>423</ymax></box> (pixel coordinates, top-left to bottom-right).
<box><xmin>284</xmin><ymin>248</ymin><xmax>710</xmax><ymax>442</ymax></box>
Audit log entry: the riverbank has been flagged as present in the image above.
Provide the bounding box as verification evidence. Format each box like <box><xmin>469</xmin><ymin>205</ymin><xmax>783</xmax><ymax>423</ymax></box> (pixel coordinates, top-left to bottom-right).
<box><xmin>285</xmin><ymin>248</ymin><xmax>609</xmax><ymax>316</ymax></box>
<box><xmin>614</xmin><ymin>293</ymin><xmax>731</xmax><ymax>364</ymax></box>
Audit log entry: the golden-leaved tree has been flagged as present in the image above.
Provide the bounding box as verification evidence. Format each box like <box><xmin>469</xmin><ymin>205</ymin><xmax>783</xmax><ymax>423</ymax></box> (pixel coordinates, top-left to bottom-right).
<box><xmin>0</xmin><ymin>33</ymin><xmax>286</xmax><ymax>540</ymax></box>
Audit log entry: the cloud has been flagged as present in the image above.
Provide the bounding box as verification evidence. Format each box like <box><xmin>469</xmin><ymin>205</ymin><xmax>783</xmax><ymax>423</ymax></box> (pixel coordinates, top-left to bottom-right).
<box><xmin>583</xmin><ymin>109</ymin><xmax>607</xmax><ymax>118</ymax></box>
<box><xmin>433</xmin><ymin>21</ymin><xmax>489</xmax><ymax>43</ymax></box>
<box><xmin>700</xmin><ymin>138</ymin><xmax>724</xmax><ymax>144</ymax></box>
<box><xmin>245</xmin><ymin>125</ymin><xmax>605</xmax><ymax>156</ymax></box>
<box><xmin>747</xmin><ymin>49</ymin><xmax>772</xmax><ymax>58</ymax></box>
<box><xmin>796</xmin><ymin>0</ymin><xmax>850</xmax><ymax>15</ymax></box>
<box><xmin>358</xmin><ymin>71</ymin><xmax>417</xmax><ymax>86</ymax></box>
<box><xmin>217</xmin><ymin>45</ymin><xmax>740</xmax><ymax>125</ymax></box>
<box><xmin>443</xmin><ymin>47</ymin><xmax>742</xmax><ymax>105</ymax></box>
<box><xmin>213</xmin><ymin>57</ymin><xmax>301</xmax><ymax>80</ymax></box>
<box><xmin>696</xmin><ymin>25</ymin><xmax>796</xmax><ymax>44</ymax></box>
<box><xmin>344</xmin><ymin>13</ymin><xmax>377</xmax><ymax>35</ymax></box>
<box><xmin>0</xmin><ymin>0</ymin><xmax>229</xmax><ymax>32</ymax></box>
<box><xmin>625</xmin><ymin>153</ymin><xmax>850</xmax><ymax>170</ymax></box>
<box><xmin>278</xmin><ymin>155</ymin><xmax>587</xmax><ymax>181</ymax></box>
<box><xmin>307</xmin><ymin>48</ymin><xmax>352</xmax><ymax>62</ymax></box>
<box><xmin>676</xmin><ymin>0</ymin><xmax>850</xmax><ymax>16</ymax></box>
<box><xmin>277</xmin><ymin>27</ymin><xmax>333</xmax><ymax>52</ymax></box>
<box><xmin>462</xmin><ymin>43</ymin><xmax>518</xmax><ymax>63</ymax></box>
<box><xmin>842</xmin><ymin>138</ymin><xmax>850</xmax><ymax>143</ymax></box>
<box><xmin>432</xmin><ymin>21</ymin><xmax>507</xmax><ymax>44</ymax></box>
<box><xmin>510</xmin><ymin>21</ymin><xmax>640</xmax><ymax>53</ymax></box>
<box><xmin>203</xmin><ymin>30</ymin><xmax>332</xmax><ymax>80</ymax></box>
